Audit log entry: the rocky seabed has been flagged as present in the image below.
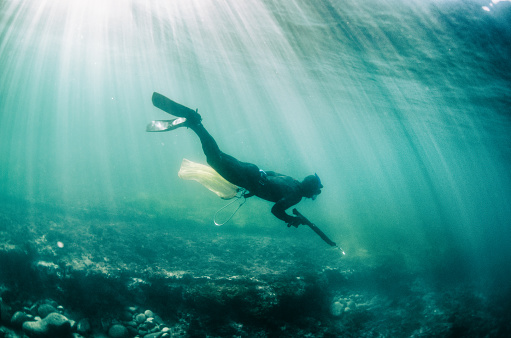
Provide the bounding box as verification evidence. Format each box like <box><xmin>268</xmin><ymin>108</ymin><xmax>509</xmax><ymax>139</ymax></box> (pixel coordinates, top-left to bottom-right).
<box><xmin>1</xmin><ymin>299</ymin><xmax>187</xmax><ymax>338</ymax></box>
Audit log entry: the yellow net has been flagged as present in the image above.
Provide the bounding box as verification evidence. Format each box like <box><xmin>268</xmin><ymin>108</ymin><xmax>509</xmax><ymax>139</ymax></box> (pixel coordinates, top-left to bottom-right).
<box><xmin>178</xmin><ymin>158</ymin><xmax>239</xmax><ymax>199</ymax></box>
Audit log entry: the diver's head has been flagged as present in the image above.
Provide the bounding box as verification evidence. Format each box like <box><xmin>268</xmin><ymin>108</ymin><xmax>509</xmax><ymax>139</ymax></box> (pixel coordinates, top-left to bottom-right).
<box><xmin>301</xmin><ymin>173</ymin><xmax>323</xmax><ymax>200</ymax></box>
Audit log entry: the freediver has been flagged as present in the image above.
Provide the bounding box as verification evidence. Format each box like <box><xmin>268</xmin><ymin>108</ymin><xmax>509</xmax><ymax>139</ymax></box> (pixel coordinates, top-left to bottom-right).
<box><xmin>150</xmin><ymin>92</ymin><xmax>323</xmax><ymax>228</ymax></box>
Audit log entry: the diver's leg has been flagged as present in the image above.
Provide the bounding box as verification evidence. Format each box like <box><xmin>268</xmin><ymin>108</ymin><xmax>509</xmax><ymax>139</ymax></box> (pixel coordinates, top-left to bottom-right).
<box><xmin>189</xmin><ymin>123</ymin><xmax>260</xmax><ymax>191</ymax></box>
<box><xmin>189</xmin><ymin>123</ymin><xmax>222</xmax><ymax>163</ymax></box>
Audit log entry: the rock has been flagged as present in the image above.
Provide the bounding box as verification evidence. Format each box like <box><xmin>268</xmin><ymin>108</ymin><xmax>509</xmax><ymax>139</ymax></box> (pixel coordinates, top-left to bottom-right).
<box><xmin>43</xmin><ymin>312</ymin><xmax>71</xmax><ymax>333</ymax></box>
<box><xmin>11</xmin><ymin>311</ymin><xmax>33</xmax><ymax>328</ymax></box>
<box><xmin>27</xmin><ymin>303</ymin><xmax>38</xmax><ymax>315</ymax></box>
<box><xmin>23</xmin><ymin>319</ymin><xmax>47</xmax><ymax>337</ymax></box>
<box><xmin>125</xmin><ymin>320</ymin><xmax>137</xmax><ymax>328</ymax></box>
<box><xmin>135</xmin><ymin>313</ymin><xmax>146</xmax><ymax>324</ymax></box>
<box><xmin>153</xmin><ymin>315</ymin><xmax>164</xmax><ymax>325</ymax></box>
<box><xmin>108</xmin><ymin>324</ymin><xmax>128</xmax><ymax>338</ymax></box>
<box><xmin>143</xmin><ymin>332</ymin><xmax>163</xmax><ymax>338</ymax></box>
<box><xmin>37</xmin><ymin>304</ymin><xmax>57</xmax><ymax>319</ymax></box>
<box><xmin>45</xmin><ymin>313</ymin><xmax>71</xmax><ymax>337</ymax></box>
<box><xmin>143</xmin><ymin>310</ymin><xmax>154</xmax><ymax>318</ymax></box>
<box><xmin>331</xmin><ymin>301</ymin><xmax>344</xmax><ymax>317</ymax></box>
<box><xmin>126</xmin><ymin>325</ymin><xmax>138</xmax><ymax>336</ymax></box>
<box><xmin>120</xmin><ymin>310</ymin><xmax>132</xmax><ymax>322</ymax></box>
<box><xmin>0</xmin><ymin>302</ymin><xmax>12</xmax><ymax>324</ymax></box>
<box><xmin>22</xmin><ymin>313</ymin><xmax>71</xmax><ymax>338</ymax></box>
<box><xmin>76</xmin><ymin>318</ymin><xmax>91</xmax><ymax>335</ymax></box>
<box><xmin>139</xmin><ymin>321</ymin><xmax>156</xmax><ymax>331</ymax></box>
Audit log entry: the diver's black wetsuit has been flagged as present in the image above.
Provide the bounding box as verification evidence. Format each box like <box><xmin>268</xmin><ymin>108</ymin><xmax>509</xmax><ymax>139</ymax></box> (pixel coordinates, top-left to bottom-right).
<box><xmin>149</xmin><ymin>91</ymin><xmax>322</xmax><ymax>226</ymax></box>
<box><xmin>190</xmin><ymin>123</ymin><xmax>304</xmax><ymax>223</ymax></box>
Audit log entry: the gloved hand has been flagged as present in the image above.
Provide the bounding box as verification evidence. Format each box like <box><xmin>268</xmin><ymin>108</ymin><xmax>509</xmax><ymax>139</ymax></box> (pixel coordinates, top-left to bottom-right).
<box><xmin>286</xmin><ymin>216</ymin><xmax>302</xmax><ymax>228</ymax></box>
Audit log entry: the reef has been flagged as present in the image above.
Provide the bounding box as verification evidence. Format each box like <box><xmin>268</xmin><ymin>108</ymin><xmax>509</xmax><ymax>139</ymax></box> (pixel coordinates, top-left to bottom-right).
<box><xmin>1</xmin><ymin>197</ymin><xmax>510</xmax><ymax>337</ymax></box>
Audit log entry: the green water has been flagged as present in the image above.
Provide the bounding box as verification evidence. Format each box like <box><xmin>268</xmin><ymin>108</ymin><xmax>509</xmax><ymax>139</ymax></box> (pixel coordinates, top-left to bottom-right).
<box><xmin>1</xmin><ymin>0</ymin><xmax>510</xmax><ymax>289</ymax></box>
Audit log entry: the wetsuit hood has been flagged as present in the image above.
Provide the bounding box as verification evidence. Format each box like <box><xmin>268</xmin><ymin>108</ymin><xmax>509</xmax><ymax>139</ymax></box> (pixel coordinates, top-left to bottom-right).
<box><xmin>301</xmin><ymin>173</ymin><xmax>323</xmax><ymax>199</ymax></box>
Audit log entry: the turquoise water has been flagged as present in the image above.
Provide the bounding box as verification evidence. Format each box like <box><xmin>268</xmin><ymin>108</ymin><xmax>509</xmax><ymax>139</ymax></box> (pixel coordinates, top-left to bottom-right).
<box><xmin>1</xmin><ymin>0</ymin><xmax>511</xmax><ymax>335</ymax></box>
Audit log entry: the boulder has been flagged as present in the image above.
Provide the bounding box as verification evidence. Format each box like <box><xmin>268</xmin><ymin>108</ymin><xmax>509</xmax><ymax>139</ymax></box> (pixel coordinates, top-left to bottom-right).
<box><xmin>44</xmin><ymin>312</ymin><xmax>71</xmax><ymax>334</ymax></box>
<box><xmin>37</xmin><ymin>304</ymin><xmax>57</xmax><ymax>319</ymax></box>
<box><xmin>23</xmin><ymin>320</ymin><xmax>47</xmax><ymax>338</ymax></box>
<box><xmin>108</xmin><ymin>324</ymin><xmax>128</xmax><ymax>338</ymax></box>
<box><xmin>11</xmin><ymin>311</ymin><xmax>33</xmax><ymax>328</ymax></box>
<box><xmin>22</xmin><ymin>312</ymin><xmax>71</xmax><ymax>338</ymax></box>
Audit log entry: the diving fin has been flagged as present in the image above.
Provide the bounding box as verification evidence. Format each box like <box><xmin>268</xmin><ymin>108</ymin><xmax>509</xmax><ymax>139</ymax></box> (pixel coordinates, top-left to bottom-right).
<box><xmin>152</xmin><ymin>92</ymin><xmax>196</xmax><ymax>117</ymax></box>
<box><xmin>146</xmin><ymin>118</ymin><xmax>187</xmax><ymax>132</ymax></box>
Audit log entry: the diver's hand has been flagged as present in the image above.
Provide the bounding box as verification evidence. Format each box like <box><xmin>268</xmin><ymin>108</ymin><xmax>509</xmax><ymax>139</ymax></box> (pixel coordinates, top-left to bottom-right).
<box><xmin>286</xmin><ymin>216</ymin><xmax>302</xmax><ymax>228</ymax></box>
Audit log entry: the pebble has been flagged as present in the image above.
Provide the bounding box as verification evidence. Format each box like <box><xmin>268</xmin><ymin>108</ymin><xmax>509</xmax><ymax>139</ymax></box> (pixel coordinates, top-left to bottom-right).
<box><xmin>135</xmin><ymin>313</ymin><xmax>146</xmax><ymax>324</ymax></box>
<box><xmin>108</xmin><ymin>324</ymin><xmax>129</xmax><ymax>338</ymax></box>
<box><xmin>2</xmin><ymin>300</ymin><xmax>183</xmax><ymax>338</ymax></box>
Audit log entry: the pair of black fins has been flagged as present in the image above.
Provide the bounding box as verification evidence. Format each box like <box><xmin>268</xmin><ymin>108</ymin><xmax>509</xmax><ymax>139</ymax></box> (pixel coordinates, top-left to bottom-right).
<box><xmin>147</xmin><ymin>92</ymin><xmax>344</xmax><ymax>253</ymax></box>
<box><xmin>146</xmin><ymin>92</ymin><xmax>197</xmax><ymax>132</ymax></box>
